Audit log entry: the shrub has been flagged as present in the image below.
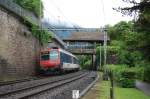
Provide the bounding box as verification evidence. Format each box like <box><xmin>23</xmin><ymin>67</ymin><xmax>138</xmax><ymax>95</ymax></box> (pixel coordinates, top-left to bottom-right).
<box><xmin>121</xmin><ymin>68</ymin><xmax>136</xmax><ymax>79</ymax></box>
<box><xmin>136</xmin><ymin>60</ymin><xmax>150</xmax><ymax>82</ymax></box>
<box><xmin>119</xmin><ymin>68</ymin><xmax>136</xmax><ymax>88</ymax></box>
<box><xmin>107</xmin><ymin>64</ymin><xmax>137</xmax><ymax>88</ymax></box>
<box><xmin>132</xmin><ymin>67</ymin><xmax>144</xmax><ymax>80</ymax></box>
<box><xmin>119</xmin><ymin>78</ymin><xmax>135</xmax><ymax>88</ymax></box>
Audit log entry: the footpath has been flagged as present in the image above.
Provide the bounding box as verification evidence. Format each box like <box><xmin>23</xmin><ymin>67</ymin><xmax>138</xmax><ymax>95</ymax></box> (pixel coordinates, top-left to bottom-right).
<box><xmin>136</xmin><ymin>81</ymin><xmax>150</xmax><ymax>96</ymax></box>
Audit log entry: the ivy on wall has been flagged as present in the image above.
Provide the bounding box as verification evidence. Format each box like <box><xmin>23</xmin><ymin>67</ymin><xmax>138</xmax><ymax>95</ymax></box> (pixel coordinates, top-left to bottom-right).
<box><xmin>13</xmin><ymin>0</ymin><xmax>52</xmax><ymax>44</ymax></box>
<box><xmin>22</xmin><ymin>16</ymin><xmax>52</xmax><ymax>44</ymax></box>
<box><xmin>31</xmin><ymin>25</ymin><xmax>52</xmax><ymax>44</ymax></box>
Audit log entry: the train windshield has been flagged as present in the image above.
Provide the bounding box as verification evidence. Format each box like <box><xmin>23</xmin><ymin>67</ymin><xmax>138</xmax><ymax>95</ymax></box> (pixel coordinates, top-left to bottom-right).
<box><xmin>50</xmin><ymin>50</ymin><xmax>58</xmax><ymax>60</ymax></box>
<box><xmin>41</xmin><ymin>51</ymin><xmax>49</xmax><ymax>60</ymax></box>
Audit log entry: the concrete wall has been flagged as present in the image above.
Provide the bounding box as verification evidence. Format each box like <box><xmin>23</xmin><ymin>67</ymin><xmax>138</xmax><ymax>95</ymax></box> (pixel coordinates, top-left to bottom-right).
<box><xmin>0</xmin><ymin>7</ymin><xmax>40</xmax><ymax>80</ymax></box>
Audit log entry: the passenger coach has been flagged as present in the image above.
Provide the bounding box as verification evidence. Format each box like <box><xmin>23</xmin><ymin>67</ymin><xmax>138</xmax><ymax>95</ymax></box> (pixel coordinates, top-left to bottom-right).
<box><xmin>39</xmin><ymin>48</ymin><xmax>80</xmax><ymax>73</ymax></box>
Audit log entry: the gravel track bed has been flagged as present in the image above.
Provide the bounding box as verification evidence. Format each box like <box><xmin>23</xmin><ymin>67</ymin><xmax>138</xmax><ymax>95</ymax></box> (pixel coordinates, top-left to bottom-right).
<box><xmin>25</xmin><ymin>71</ymin><xmax>97</xmax><ymax>99</ymax></box>
<box><xmin>0</xmin><ymin>71</ymin><xmax>86</xmax><ymax>98</ymax></box>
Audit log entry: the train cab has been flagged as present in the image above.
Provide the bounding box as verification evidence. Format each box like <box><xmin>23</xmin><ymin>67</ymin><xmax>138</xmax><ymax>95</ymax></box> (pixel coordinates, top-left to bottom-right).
<box><xmin>40</xmin><ymin>48</ymin><xmax>60</xmax><ymax>69</ymax></box>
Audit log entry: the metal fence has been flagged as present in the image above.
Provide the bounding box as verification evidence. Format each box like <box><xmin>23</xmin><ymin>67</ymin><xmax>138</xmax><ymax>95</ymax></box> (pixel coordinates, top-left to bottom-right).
<box><xmin>0</xmin><ymin>0</ymin><xmax>66</xmax><ymax>48</ymax></box>
<box><xmin>0</xmin><ymin>0</ymin><xmax>39</xmax><ymax>25</ymax></box>
<box><xmin>67</xmin><ymin>44</ymin><xmax>95</xmax><ymax>49</ymax></box>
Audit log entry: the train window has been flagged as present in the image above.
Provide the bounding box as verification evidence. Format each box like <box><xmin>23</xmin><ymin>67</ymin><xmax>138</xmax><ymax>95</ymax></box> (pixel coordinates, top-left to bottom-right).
<box><xmin>60</xmin><ymin>52</ymin><xmax>72</xmax><ymax>63</ymax></box>
<box><xmin>41</xmin><ymin>54</ymin><xmax>49</xmax><ymax>60</ymax></box>
<box><xmin>50</xmin><ymin>50</ymin><xmax>58</xmax><ymax>60</ymax></box>
<box><xmin>73</xmin><ymin>57</ymin><xmax>75</xmax><ymax>63</ymax></box>
<box><xmin>74</xmin><ymin>58</ymin><xmax>79</xmax><ymax>64</ymax></box>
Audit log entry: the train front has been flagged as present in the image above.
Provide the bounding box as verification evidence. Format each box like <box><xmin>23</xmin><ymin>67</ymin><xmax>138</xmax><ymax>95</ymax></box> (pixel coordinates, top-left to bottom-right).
<box><xmin>40</xmin><ymin>48</ymin><xmax>60</xmax><ymax>70</ymax></box>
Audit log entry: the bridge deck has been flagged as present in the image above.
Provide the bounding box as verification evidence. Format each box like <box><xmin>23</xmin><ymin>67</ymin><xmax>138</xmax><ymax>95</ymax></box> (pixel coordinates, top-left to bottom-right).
<box><xmin>68</xmin><ymin>49</ymin><xmax>96</xmax><ymax>55</ymax></box>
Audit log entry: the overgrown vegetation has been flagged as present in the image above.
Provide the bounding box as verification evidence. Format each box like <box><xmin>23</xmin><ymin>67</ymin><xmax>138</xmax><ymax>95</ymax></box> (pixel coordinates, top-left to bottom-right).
<box><xmin>78</xmin><ymin>55</ymin><xmax>92</xmax><ymax>70</ymax></box>
<box><xmin>95</xmin><ymin>0</ymin><xmax>150</xmax><ymax>89</ymax></box>
<box><xmin>14</xmin><ymin>0</ymin><xmax>43</xmax><ymax>17</ymax></box>
<box><xmin>108</xmin><ymin>0</ymin><xmax>150</xmax><ymax>83</ymax></box>
<box><xmin>106</xmin><ymin>21</ymin><xmax>144</xmax><ymax>67</ymax></box>
<box><xmin>106</xmin><ymin>64</ymin><xmax>144</xmax><ymax>88</ymax></box>
<box><xmin>103</xmin><ymin>20</ymin><xmax>150</xmax><ymax>84</ymax></box>
<box><xmin>31</xmin><ymin>25</ymin><xmax>52</xmax><ymax>44</ymax></box>
<box><xmin>14</xmin><ymin>1</ymin><xmax>52</xmax><ymax>44</ymax></box>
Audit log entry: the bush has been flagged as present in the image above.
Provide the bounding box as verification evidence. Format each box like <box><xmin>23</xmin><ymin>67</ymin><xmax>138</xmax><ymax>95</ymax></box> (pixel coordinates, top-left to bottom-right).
<box><xmin>121</xmin><ymin>68</ymin><xmax>136</xmax><ymax>79</ymax></box>
<box><xmin>119</xmin><ymin>69</ymin><xmax>136</xmax><ymax>88</ymax></box>
<box><xmin>78</xmin><ymin>55</ymin><xmax>92</xmax><ymax>70</ymax></box>
<box><xmin>132</xmin><ymin>67</ymin><xmax>144</xmax><ymax>80</ymax></box>
<box><xmin>136</xmin><ymin>61</ymin><xmax>150</xmax><ymax>82</ymax></box>
<box><xmin>107</xmin><ymin>64</ymin><xmax>137</xmax><ymax>88</ymax></box>
<box><xmin>119</xmin><ymin>78</ymin><xmax>135</xmax><ymax>88</ymax></box>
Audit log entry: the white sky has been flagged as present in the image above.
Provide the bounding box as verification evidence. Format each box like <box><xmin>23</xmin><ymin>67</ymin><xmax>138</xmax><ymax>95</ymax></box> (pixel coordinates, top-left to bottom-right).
<box><xmin>42</xmin><ymin>0</ymin><xmax>139</xmax><ymax>28</ymax></box>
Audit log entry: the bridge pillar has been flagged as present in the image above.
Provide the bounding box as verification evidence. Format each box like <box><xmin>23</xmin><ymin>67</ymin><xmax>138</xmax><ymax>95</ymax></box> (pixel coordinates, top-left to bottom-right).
<box><xmin>92</xmin><ymin>54</ymin><xmax>96</xmax><ymax>70</ymax></box>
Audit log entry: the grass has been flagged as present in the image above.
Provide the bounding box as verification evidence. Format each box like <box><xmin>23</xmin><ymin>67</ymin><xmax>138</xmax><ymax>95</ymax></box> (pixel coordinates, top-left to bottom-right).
<box><xmin>99</xmin><ymin>80</ymin><xmax>110</xmax><ymax>99</ymax></box>
<box><xmin>115</xmin><ymin>87</ymin><xmax>150</xmax><ymax>99</ymax></box>
<box><xmin>82</xmin><ymin>72</ymin><xmax>110</xmax><ymax>99</ymax></box>
<box><xmin>98</xmin><ymin>79</ymin><xmax>150</xmax><ymax>99</ymax></box>
<box><xmin>83</xmin><ymin>72</ymin><xmax>150</xmax><ymax>99</ymax></box>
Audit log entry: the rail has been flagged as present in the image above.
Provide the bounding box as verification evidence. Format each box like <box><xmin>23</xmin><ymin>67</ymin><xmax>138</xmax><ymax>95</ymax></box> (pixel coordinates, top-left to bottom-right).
<box><xmin>0</xmin><ymin>71</ymin><xmax>88</xmax><ymax>98</ymax></box>
<box><xmin>0</xmin><ymin>71</ymin><xmax>86</xmax><ymax>98</ymax></box>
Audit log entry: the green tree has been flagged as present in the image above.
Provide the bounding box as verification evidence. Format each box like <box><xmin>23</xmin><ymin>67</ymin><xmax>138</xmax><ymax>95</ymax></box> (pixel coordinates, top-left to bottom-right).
<box><xmin>109</xmin><ymin>0</ymin><xmax>150</xmax><ymax>82</ymax></box>
<box><xmin>114</xmin><ymin>0</ymin><xmax>150</xmax><ymax>59</ymax></box>
<box><xmin>78</xmin><ymin>55</ymin><xmax>92</xmax><ymax>69</ymax></box>
<box><xmin>107</xmin><ymin>21</ymin><xmax>143</xmax><ymax>67</ymax></box>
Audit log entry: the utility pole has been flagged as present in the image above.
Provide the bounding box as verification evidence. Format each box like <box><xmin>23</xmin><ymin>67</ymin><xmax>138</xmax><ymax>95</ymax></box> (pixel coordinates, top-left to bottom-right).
<box><xmin>99</xmin><ymin>43</ymin><xmax>101</xmax><ymax>70</ymax></box>
<box><xmin>104</xmin><ymin>29</ymin><xmax>107</xmax><ymax>70</ymax></box>
<box><xmin>103</xmin><ymin>28</ymin><xmax>108</xmax><ymax>80</ymax></box>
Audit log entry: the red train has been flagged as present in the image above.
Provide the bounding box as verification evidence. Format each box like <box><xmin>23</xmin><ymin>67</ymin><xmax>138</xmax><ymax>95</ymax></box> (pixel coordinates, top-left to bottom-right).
<box><xmin>39</xmin><ymin>48</ymin><xmax>80</xmax><ymax>74</ymax></box>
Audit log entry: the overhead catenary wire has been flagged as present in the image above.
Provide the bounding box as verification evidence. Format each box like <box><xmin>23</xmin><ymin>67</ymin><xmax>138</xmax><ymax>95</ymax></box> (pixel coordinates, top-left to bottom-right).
<box><xmin>50</xmin><ymin>0</ymin><xmax>77</xmax><ymax>28</ymax></box>
<box><xmin>43</xmin><ymin>9</ymin><xmax>59</xmax><ymax>29</ymax></box>
<box><xmin>40</xmin><ymin>3</ymin><xmax>78</xmax><ymax>32</ymax></box>
<box><xmin>43</xmin><ymin>0</ymin><xmax>77</xmax><ymax>28</ymax></box>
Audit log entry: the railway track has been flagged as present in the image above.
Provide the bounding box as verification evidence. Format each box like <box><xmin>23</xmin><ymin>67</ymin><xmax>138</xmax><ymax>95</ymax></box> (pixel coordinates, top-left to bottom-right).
<box><xmin>0</xmin><ymin>71</ymin><xmax>90</xmax><ymax>99</ymax></box>
<box><xmin>0</xmin><ymin>77</ymin><xmax>44</xmax><ymax>86</ymax></box>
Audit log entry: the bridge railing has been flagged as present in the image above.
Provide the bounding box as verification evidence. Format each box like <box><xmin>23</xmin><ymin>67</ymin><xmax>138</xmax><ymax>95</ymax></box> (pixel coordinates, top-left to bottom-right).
<box><xmin>67</xmin><ymin>44</ymin><xmax>95</xmax><ymax>49</ymax></box>
<box><xmin>67</xmin><ymin>44</ymin><xmax>96</xmax><ymax>49</ymax></box>
<box><xmin>0</xmin><ymin>0</ymin><xmax>39</xmax><ymax>25</ymax></box>
<box><xmin>68</xmin><ymin>48</ymin><xmax>96</xmax><ymax>54</ymax></box>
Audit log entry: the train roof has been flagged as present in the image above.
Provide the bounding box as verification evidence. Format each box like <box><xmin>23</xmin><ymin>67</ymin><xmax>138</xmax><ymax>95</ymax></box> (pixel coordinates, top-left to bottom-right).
<box><xmin>40</xmin><ymin>48</ymin><xmax>78</xmax><ymax>59</ymax></box>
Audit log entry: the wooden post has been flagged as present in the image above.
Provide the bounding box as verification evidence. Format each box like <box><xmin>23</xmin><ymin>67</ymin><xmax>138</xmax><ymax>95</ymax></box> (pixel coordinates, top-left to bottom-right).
<box><xmin>110</xmin><ymin>71</ymin><xmax>114</xmax><ymax>99</ymax></box>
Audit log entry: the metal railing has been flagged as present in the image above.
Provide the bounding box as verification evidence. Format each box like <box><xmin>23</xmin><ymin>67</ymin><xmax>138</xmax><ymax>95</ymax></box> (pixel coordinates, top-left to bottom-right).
<box><xmin>0</xmin><ymin>0</ymin><xmax>67</xmax><ymax>48</ymax></box>
<box><xmin>67</xmin><ymin>44</ymin><xmax>95</xmax><ymax>49</ymax></box>
<box><xmin>0</xmin><ymin>0</ymin><xmax>39</xmax><ymax>25</ymax></box>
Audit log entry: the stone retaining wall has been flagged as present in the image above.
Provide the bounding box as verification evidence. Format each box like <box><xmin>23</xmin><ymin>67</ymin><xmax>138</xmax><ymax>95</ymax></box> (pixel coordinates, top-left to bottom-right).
<box><xmin>0</xmin><ymin>7</ymin><xmax>40</xmax><ymax>80</ymax></box>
